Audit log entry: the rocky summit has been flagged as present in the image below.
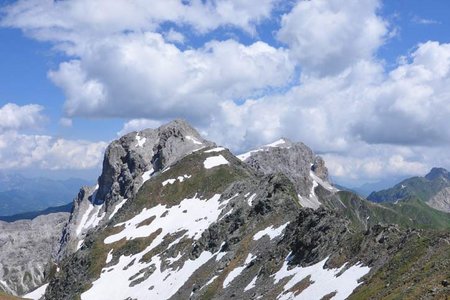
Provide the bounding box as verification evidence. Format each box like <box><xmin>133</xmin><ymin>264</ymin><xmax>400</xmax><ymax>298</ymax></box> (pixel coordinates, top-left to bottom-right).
<box><xmin>1</xmin><ymin>120</ymin><xmax>449</xmax><ymax>300</ymax></box>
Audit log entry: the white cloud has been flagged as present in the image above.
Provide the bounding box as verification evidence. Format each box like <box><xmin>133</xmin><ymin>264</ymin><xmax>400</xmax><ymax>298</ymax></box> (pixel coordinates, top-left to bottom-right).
<box><xmin>3</xmin><ymin>0</ymin><xmax>450</xmax><ymax>184</ymax></box>
<box><xmin>0</xmin><ymin>131</ymin><xmax>107</xmax><ymax>170</ymax></box>
<box><xmin>1</xmin><ymin>0</ymin><xmax>278</xmax><ymax>42</ymax></box>
<box><xmin>48</xmin><ymin>34</ymin><xmax>293</xmax><ymax>120</ymax></box>
<box><xmin>0</xmin><ymin>103</ymin><xmax>46</xmax><ymax>132</ymax></box>
<box><xmin>163</xmin><ymin>28</ymin><xmax>185</xmax><ymax>44</ymax></box>
<box><xmin>118</xmin><ymin>119</ymin><xmax>162</xmax><ymax>136</ymax></box>
<box><xmin>277</xmin><ymin>0</ymin><xmax>389</xmax><ymax>76</ymax></box>
<box><xmin>0</xmin><ymin>103</ymin><xmax>106</xmax><ymax>171</ymax></box>
<box><xmin>412</xmin><ymin>16</ymin><xmax>440</xmax><ymax>25</ymax></box>
<box><xmin>321</xmin><ymin>143</ymin><xmax>430</xmax><ymax>184</ymax></box>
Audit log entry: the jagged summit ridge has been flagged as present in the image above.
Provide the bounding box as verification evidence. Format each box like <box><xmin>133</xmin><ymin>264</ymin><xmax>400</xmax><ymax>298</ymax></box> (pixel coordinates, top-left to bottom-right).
<box><xmin>237</xmin><ymin>137</ymin><xmax>336</xmax><ymax>209</ymax></box>
<box><xmin>97</xmin><ymin>118</ymin><xmax>214</xmax><ymax>206</ymax></box>
<box><xmin>59</xmin><ymin>119</ymin><xmax>215</xmax><ymax>257</ymax></box>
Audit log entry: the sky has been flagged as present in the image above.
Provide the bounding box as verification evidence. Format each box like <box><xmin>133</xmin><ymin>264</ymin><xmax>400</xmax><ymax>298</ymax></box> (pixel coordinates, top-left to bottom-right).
<box><xmin>0</xmin><ymin>0</ymin><xmax>449</xmax><ymax>186</ymax></box>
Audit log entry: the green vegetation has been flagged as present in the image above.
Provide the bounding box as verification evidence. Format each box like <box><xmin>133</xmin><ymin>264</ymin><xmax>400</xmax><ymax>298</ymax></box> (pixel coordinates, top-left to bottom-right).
<box><xmin>368</xmin><ymin>175</ymin><xmax>449</xmax><ymax>203</ymax></box>
<box><xmin>126</xmin><ymin>149</ymin><xmax>252</xmax><ymax>220</ymax></box>
<box><xmin>383</xmin><ymin>197</ymin><xmax>450</xmax><ymax>230</ymax></box>
<box><xmin>337</xmin><ymin>191</ymin><xmax>450</xmax><ymax>231</ymax></box>
<box><xmin>350</xmin><ymin>232</ymin><xmax>450</xmax><ymax>299</ymax></box>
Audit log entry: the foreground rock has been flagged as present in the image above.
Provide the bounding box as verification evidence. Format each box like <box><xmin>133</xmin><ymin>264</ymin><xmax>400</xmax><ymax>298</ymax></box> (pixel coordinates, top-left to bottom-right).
<box><xmin>0</xmin><ymin>212</ymin><xmax>69</xmax><ymax>296</ymax></box>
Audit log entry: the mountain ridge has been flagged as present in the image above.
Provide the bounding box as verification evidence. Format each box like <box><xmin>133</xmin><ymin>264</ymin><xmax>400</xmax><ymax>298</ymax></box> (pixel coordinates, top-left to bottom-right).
<box><xmin>368</xmin><ymin>167</ymin><xmax>450</xmax><ymax>213</ymax></box>
<box><xmin>1</xmin><ymin>120</ymin><xmax>449</xmax><ymax>299</ymax></box>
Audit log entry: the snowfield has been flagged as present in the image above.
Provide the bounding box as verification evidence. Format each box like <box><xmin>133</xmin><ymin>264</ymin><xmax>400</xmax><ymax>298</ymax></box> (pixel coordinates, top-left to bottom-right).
<box><xmin>82</xmin><ymin>193</ymin><xmax>237</xmax><ymax>300</ymax></box>
<box><xmin>203</xmin><ymin>155</ymin><xmax>229</xmax><ymax>169</ymax></box>
<box><xmin>273</xmin><ymin>255</ymin><xmax>370</xmax><ymax>300</ymax></box>
<box><xmin>22</xmin><ymin>283</ymin><xmax>49</xmax><ymax>300</ymax></box>
<box><xmin>253</xmin><ymin>222</ymin><xmax>289</xmax><ymax>241</ymax></box>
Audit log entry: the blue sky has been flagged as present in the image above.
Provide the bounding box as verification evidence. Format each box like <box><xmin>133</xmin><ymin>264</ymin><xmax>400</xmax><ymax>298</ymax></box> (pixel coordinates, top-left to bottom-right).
<box><xmin>0</xmin><ymin>0</ymin><xmax>450</xmax><ymax>186</ymax></box>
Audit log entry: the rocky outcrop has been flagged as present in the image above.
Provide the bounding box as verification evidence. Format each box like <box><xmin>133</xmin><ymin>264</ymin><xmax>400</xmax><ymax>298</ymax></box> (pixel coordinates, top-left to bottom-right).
<box><xmin>238</xmin><ymin>138</ymin><xmax>338</xmax><ymax>210</ymax></box>
<box><xmin>97</xmin><ymin>119</ymin><xmax>215</xmax><ymax>208</ymax></box>
<box><xmin>428</xmin><ymin>187</ymin><xmax>450</xmax><ymax>213</ymax></box>
<box><xmin>57</xmin><ymin>120</ymin><xmax>215</xmax><ymax>260</ymax></box>
<box><xmin>0</xmin><ymin>212</ymin><xmax>69</xmax><ymax>296</ymax></box>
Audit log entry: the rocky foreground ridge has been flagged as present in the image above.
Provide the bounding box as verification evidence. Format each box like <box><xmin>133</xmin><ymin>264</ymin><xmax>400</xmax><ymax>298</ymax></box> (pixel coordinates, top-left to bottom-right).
<box><xmin>1</xmin><ymin>120</ymin><xmax>449</xmax><ymax>299</ymax></box>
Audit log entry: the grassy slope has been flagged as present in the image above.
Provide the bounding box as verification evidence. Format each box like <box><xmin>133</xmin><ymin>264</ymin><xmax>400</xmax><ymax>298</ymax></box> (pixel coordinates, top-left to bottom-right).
<box><xmin>337</xmin><ymin>191</ymin><xmax>450</xmax><ymax>231</ymax></box>
<box><xmin>350</xmin><ymin>232</ymin><xmax>450</xmax><ymax>299</ymax></box>
<box><xmin>367</xmin><ymin>176</ymin><xmax>449</xmax><ymax>203</ymax></box>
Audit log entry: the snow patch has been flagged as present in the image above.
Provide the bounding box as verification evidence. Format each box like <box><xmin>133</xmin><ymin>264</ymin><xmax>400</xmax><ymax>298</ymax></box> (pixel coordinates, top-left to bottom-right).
<box><xmin>166</xmin><ymin>252</ymin><xmax>183</xmax><ymax>264</ymax></box>
<box><xmin>247</xmin><ymin>193</ymin><xmax>257</xmax><ymax>206</ymax></box>
<box><xmin>273</xmin><ymin>256</ymin><xmax>370</xmax><ymax>300</ymax></box>
<box><xmin>203</xmin><ymin>155</ymin><xmax>229</xmax><ymax>169</ymax></box>
<box><xmin>82</xmin><ymin>249</ymin><xmax>214</xmax><ymax>300</ymax></box>
<box><xmin>108</xmin><ymin>198</ymin><xmax>128</xmax><ymax>220</ymax></box>
<box><xmin>135</xmin><ymin>133</ymin><xmax>146</xmax><ymax>147</ymax></box>
<box><xmin>216</xmin><ymin>251</ymin><xmax>227</xmax><ymax>261</ymax></box>
<box><xmin>236</xmin><ymin>138</ymin><xmax>288</xmax><ymax>161</ymax></box>
<box><xmin>223</xmin><ymin>253</ymin><xmax>256</xmax><ymax>288</ymax></box>
<box><xmin>310</xmin><ymin>171</ymin><xmax>338</xmax><ymax>193</ymax></box>
<box><xmin>104</xmin><ymin>194</ymin><xmax>232</xmax><ymax>245</ymax></box>
<box><xmin>141</xmin><ymin>168</ymin><xmax>154</xmax><ymax>183</ymax></box>
<box><xmin>253</xmin><ymin>223</ymin><xmax>289</xmax><ymax>241</ymax></box>
<box><xmin>86</xmin><ymin>194</ymin><xmax>238</xmax><ymax>300</ymax></box>
<box><xmin>22</xmin><ymin>283</ymin><xmax>49</xmax><ymax>300</ymax></box>
<box><xmin>76</xmin><ymin>239</ymin><xmax>84</xmax><ymax>250</ymax></box>
<box><xmin>204</xmin><ymin>147</ymin><xmax>225</xmax><ymax>153</ymax></box>
<box><xmin>201</xmin><ymin>275</ymin><xmax>219</xmax><ymax>290</ymax></box>
<box><xmin>186</xmin><ymin>135</ymin><xmax>203</xmax><ymax>145</ymax></box>
<box><xmin>162</xmin><ymin>178</ymin><xmax>176</xmax><ymax>186</ymax></box>
<box><xmin>105</xmin><ymin>249</ymin><xmax>113</xmax><ymax>264</ymax></box>
<box><xmin>264</xmin><ymin>138</ymin><xmax>287</xmax><ymax>148</ymax></box>
<box><xmin>236</xmin><ymin>149</ymin><xmax>263</xmax><ymax>161</ymax></box>
<box><xmin>244</xmin><ymin>275</ymin><xmax>258</xmax><ymax>292</ymax></box>
<box><xmin>298</xmin><ymin>194</ymin><xmax>321</xmax><ymax>210</ymax></box>
<box><xmin>162</xmin><ymin>175</ymin><xmax>191</xmax><ymax>186</ymax></box>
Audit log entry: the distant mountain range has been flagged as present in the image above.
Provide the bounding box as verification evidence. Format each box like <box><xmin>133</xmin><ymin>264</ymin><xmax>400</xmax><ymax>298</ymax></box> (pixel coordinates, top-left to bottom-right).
<box><xmin>0</xmin><ymin>173</ymin><xmax>90</xmax><ymax>216</ymax></box>
<box><xmin>368</xmin><ymin>167</ymin><xmax>450</xmax><ymax>213</ymax></box>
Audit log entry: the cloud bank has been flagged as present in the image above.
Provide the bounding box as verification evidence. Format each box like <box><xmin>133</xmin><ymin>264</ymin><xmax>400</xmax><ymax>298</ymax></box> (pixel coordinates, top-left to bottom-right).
<box><xmin>2</xmin><ymin>0</ymin><xmax>450</xmax><ymax>184</ymax></box>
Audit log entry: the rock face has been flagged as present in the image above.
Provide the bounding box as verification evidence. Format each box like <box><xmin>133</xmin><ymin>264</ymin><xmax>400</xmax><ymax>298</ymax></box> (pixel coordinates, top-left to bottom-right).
<box><xmin>57</xmin><ymin>119</ymin><xmax>215</xmax><ymax>259</ymax></box>
<box><xmin>239</xmin><ymin>138</ymin><xmax>339</xmax><ymax>210</ymax></box>
<box><xmin>0</xmin><ymin>212</ymin><xmax>69</xmax><ymax>296</ymax></box>
<box><xmin>368</xmin><ymin>167</ymin><xmax>450</xmax><ymax>213</ymax></box>
<box><xmin>428</xmin><ymin>187</ymin><xmax>450</xmax><ymax>213</ymax></box>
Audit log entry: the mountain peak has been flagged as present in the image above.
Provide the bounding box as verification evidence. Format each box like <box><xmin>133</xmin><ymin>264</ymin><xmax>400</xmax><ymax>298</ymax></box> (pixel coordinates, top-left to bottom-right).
<box><xmin>425</xmin><ymin>167</ymin><xmax>449</xmax><ymax>181</ymax></box>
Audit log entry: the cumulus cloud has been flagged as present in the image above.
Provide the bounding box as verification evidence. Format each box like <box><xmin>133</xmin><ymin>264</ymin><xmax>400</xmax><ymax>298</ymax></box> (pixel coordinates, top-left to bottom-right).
<box><xmin>277</xmin><ymin>0</ymin><xmax>389</xmax><ymax>76</ymax></box>
<box><xmin>48</xmin><ymin>35</ymin><xmax>293</xmax><ymax>121</ymax></box>
<box><xmin>0</xmin><ymin>103</ymin><xmax>46</xmax><ymax>132</ymax></box>
<box><xmin>0</xmin><ymin>130</ymin><xmax>107</xmax><ymax>170</ymax></box>
<box><xmin>0</xmin><ymin>103</ymin><xmax>106</xmax><ymax>170</ymax></box>
<box><xmin>2</xmin><ymin>0</ymin><xmax>450</xmax><ymax>184</ymax></box>
<box><xmin>352</xmin><ymin>41</ymin><xmax>450</xmax><ymax>146</ymax></box>
<box><xmin>1</xmin><ymin>0</ymin><xmax>278</xmax><ymax>41</ymax></box>
<box><xmin>118</xmin><ymin>119</ymin><xmax>162</xmax><ymax>136</ymax></box>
